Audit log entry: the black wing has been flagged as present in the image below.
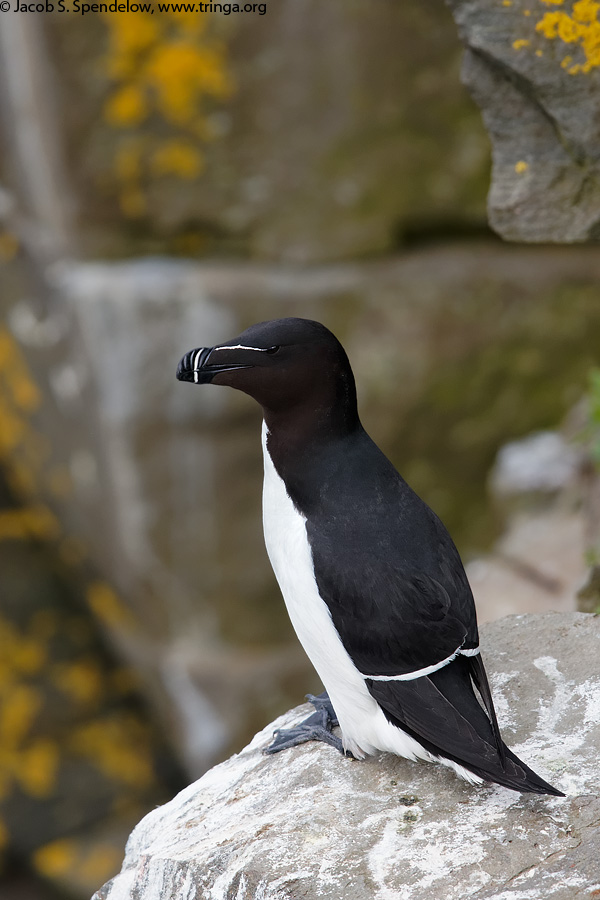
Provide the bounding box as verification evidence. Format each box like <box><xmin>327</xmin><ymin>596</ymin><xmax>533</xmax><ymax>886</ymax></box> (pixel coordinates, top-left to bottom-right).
<box><xmin>299</xmin><ymin>428</ymin><xmax>479</xmax><ymax>677</ymax></box>
<box><xmin>307</xmin><ymin>517</ymin><xmax>478</xmax><ymax>678</ymax></box>
<box><xmin>315</xmin><ymin>561</ymin><xmax>472</xmax><ymax>677</ymax></box>
<box><xmin>367</xmin><ymin>656</ymin><xmax>563</xmax><ymax>795</ymax></box>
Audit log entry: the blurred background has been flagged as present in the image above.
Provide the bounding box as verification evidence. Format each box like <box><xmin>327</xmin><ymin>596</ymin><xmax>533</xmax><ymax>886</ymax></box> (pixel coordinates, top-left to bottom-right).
<box><xmin>0</xmin><ymin>1</ymin><xmax>599</xmax><ymax>897</ymax></box>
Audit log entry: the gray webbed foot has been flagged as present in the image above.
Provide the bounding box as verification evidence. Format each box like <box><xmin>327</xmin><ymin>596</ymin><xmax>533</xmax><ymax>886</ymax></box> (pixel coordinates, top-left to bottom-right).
<box><xmin>265</xmin><ymin>691</ymin><xmax>353</xmax><ymax>757</ymax></box>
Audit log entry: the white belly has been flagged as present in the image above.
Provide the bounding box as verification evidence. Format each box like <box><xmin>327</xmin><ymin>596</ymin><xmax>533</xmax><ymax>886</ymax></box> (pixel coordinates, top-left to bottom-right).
<box><xmin>260</xmin><ymin>422</ymin><xmax>434</xmax><ymax>763</ymax></box>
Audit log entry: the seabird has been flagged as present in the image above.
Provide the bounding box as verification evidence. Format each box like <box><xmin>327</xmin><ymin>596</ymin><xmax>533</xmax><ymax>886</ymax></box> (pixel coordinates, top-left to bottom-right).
<box><xmin>177</xmin><ymin>317</ymin><xmax>563</xmax><ymax>795</ymax></box>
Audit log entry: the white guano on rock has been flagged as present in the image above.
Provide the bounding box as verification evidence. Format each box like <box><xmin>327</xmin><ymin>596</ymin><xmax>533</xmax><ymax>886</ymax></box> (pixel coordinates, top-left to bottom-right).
<box><xmin>93</xmin><ymin>614</ymin><xmax>599</xmax><ymax>900</ymax></box>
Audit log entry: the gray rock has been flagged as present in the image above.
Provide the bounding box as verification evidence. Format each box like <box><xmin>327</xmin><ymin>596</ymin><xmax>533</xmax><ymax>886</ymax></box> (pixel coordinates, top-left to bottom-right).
<box><xmin>467</xmin><ymin>509</ymin><xmax>584</xmax><ymax>623</ymax></box>
<box><xmin>447</xmin><ymin>0</ymin><xmax>600</xmax><ymax>242</ymax></box>
<box><xmin>489</xmin><ymin>431</ymin><xmax>583</xmax><ymax>499</ymax></box>
<box><xmin>93</xmin><ymin>613</ymin><xmax>600</xmax><ymax>900</ymax></box>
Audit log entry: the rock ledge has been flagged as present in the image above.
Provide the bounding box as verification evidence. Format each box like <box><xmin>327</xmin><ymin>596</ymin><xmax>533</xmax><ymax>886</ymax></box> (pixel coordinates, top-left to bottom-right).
<box><xmin>94</xmin><ymin>613</ymin><xmax>600</xmax><ymax>900</ymax></box>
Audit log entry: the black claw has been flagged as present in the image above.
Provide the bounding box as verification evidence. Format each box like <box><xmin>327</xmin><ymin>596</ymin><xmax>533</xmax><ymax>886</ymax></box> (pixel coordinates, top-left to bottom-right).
<box><xmin>305</xmin><ymin>692</ymin><xmax>339</xmax><ymax>726</ymax></box>
<box><xmin>265</xmin><ymin>691</ymin><xmax>353</xmax><ymax>757</ymax></box>
<box><xmin>265</xmin><ymin>722</ymin><xmax>345</xmax><ymax>755</ymax></box>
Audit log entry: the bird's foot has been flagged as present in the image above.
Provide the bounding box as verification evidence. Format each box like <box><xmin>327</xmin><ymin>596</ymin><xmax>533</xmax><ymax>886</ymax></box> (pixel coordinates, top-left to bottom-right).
<box><xmin>265</xmin><ymin>691</ymin><xmax>353</xmax><ymax>757</ymax></box>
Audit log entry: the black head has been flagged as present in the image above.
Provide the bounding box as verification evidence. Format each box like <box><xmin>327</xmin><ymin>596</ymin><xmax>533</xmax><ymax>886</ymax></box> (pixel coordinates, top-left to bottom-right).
<box><xmin>176</xmin><ymin>317</ymin><xmax>359</xmax><ymax>435</ymax></box>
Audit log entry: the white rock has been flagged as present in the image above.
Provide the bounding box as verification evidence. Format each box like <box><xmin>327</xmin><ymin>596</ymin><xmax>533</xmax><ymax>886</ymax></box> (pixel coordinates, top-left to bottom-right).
<box><xmin>94</xmin><ymin>614</ymin><xmax>600</xmax><ymax>900</ymax></box>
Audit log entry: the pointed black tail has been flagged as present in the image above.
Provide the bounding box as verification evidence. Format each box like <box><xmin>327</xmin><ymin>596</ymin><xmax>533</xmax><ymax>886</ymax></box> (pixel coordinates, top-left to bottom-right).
<box><xmin>367</xmin><ymin>655</ymin><xmax>565</xmax><ymax>797</ymax></box>
<box><xmin>464</xmin><ymin>741</ymin><xmax>564</xmax><ymax>796</ymax></box>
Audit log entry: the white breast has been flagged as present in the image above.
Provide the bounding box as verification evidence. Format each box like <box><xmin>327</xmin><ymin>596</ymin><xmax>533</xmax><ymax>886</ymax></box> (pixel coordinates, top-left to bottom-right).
<box><xmin>260</xmin><ymin>422</ymin><xmax>435</xmax><ymax>764</ymax></box>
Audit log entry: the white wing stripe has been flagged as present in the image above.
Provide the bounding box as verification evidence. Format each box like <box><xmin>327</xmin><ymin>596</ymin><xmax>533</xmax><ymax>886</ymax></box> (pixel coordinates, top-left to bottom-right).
<box><xmin>363</xmin><ymin>645</ymin><xmax>480</xmax><ymax>682</ymax></box>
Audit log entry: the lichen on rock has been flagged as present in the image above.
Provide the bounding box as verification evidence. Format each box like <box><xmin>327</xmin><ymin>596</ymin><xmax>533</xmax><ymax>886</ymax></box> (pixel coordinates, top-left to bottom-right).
<box><xmin>447</xmin><ymin>0</ymin><xmax>600</xmax><ymax>243</ymax></box>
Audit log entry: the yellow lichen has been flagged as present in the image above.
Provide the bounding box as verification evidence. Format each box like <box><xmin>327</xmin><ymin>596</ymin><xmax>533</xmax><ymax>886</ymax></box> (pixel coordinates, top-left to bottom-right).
<box><xmin>0</xmin><ymin>329</ymin><xmax>41</xmax><ymax>413</ymax></box>
<box><xmin>574</xmin><ymin>0</ymin><xmax>600</xmax><ymax>21</ymax></box>
<box><xmin>52</xmin><ymin>659</ymin><xmax>104</xmax><ymax>706</ymax></box>
<box><xmin>69</xmin><ymin>716</ymin><xmax>155</xmax><ymax>789</ymax></box>
<box><xmin>0</xmin><ymin>303</ymin><xmax>164</xmax><ymax>838</ymax></box>
<box><xmin>0</xmin><ymin>506</ymin><xmax>60</xmax><ymax>541</ymax></box>
<box><xmin>10</xmin><ymin>638</ymin><xmax>47</xmax><ymax>677</ymax></box>
<box><xmin>534</xmin><ymin>0</ymin><xmax>600</xmax><ymax>73</ymax></box>
<box><xmin>0</xmin><ymin>232</ymin><xmax>18</xmax><ymax>262</ymax></box>
<box><xmin>17</xmin><ymin>739</ymin><xmax>60</xmax><ymax>798</ymax></box>
<box><xmin>101</xmin><ymin>12</ymin><xmax>233</xmax><ymax>216</ymax></box>
<box><xmin>513</xmin><ymin>38</ymin><xmax>531</xmax><ymax>47</ymax></box>
<box><xmin>150</xmin><ymin>140</ymin><xmax>204</xmax><ymax>179</ymax></box>
<box><xmin>0</xmin><ymin>685</ymin><xmax>40</xmax><ymax>746</ymax></box>
<box><xmin>86</xmin><ymin>582</ymin><xmax>136</xmax><ymax>630</ymax></box>
<box><xmin>0</xmin><ymin>328</ymin><xmax>47</xmax><ymax>520</ymax></box>
<box><xmin>104</xmin><ymin>84</ymin><xmax>149</xmax><ymax>127</ymax></box>
<box><xmin>0</xmin><ymin>617</ymin><xmax>47</xmax><ymax>678</ymax></box>
<box><xmin>34</xmin><ymin>838</ymin><xmax>121</xmax><ymax>888</ymax></box>
<box><xmin>78</xmin><ymin>844</ymin><xmax>122</xmax><ymax>884</ymax></box>
<box><xmin>0</xmin><ymin>395</ymin><xmax>28</xmax><ymax>456</ymax></box>
<box><xmin>144</xmin><ymin>41</ymin><xmax>231</xmax><ymax>125</ymax></box>
<box><xmin>33</xmin><ymin>839</ymin><xmax>79</xmax><ymax>879</ymax></box>
<box><xmin>0</xmin><ymin>613</ymin><xmax>71</xmax><ymax>802</ymax></box>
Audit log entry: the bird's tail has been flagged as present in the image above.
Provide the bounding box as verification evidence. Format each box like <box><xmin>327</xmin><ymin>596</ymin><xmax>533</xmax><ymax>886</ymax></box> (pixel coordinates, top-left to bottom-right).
<box><xmin>462</xmin><ymin>741</ymin><xmax>564</xmax><ymax>796</ymax></box>
<box><xmin>367</xmin><ymin>655</ymin><xmax>565</xmax><ymax>797</ymax></box>
<box><xmin>462</xmin><ymin>656</ymin><xmax>564</xmax><ymax>796</ymax></box>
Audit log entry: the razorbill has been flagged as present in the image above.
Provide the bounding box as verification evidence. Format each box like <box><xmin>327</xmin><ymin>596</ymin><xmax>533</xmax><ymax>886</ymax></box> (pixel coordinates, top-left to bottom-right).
<box><xmin>177</xmin><ymin>317</ymin><xmax>564</xmax><ymax>796</ymax></box>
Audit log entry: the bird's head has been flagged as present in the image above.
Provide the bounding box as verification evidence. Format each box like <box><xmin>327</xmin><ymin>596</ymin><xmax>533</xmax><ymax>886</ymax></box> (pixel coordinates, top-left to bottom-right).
<box><xmin>176</xmin><ymin>317</ymin><xmax>359</xmax><ymax>434</ymax></box>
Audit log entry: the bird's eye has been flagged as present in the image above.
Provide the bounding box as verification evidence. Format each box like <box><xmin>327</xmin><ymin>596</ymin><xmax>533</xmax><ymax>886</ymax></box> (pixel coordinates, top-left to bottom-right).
<box><xmin>265</xmin><ymin>345</ymin><xmax>280</xmax><ymax>355</ymax></box>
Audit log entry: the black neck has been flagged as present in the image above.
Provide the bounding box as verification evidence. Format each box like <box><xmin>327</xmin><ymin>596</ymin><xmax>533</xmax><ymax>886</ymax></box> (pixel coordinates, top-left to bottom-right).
<box><xmin>262</xmin><ymin>365</ymin><xmax>360</xmax><ymax>450</ymax></box>
<box><xmin>262</xmin><ymin>378</ymin><xmax>364</xmax><ymax>517</ymax></box>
